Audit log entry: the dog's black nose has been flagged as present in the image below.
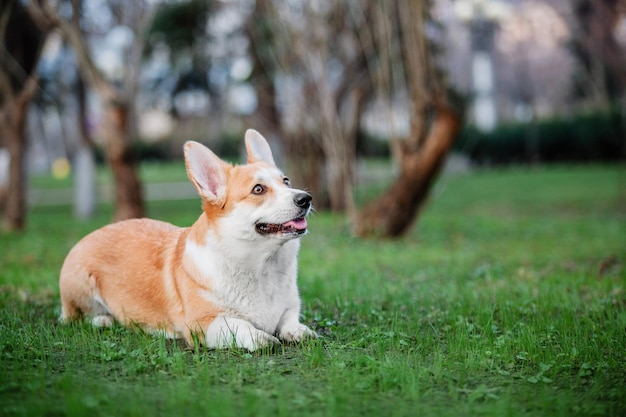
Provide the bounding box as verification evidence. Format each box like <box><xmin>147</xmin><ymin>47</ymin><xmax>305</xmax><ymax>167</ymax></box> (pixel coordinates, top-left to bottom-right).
<box><xmin>294</xmin><ymin>192</ymin><xmax>312</xmax><ymax>209</ymax></box>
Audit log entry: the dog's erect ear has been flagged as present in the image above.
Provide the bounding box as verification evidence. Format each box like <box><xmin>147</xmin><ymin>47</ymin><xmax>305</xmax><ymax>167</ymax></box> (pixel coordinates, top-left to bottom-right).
<box><xmin>184</xmin><ymin>141</ymin><xmax>227</xmax><ymax>204</ymax></box>
<box><xmin>245</xmin><ymin>129</ymin><xmax>276</xmax><ymax>166</ymax></box>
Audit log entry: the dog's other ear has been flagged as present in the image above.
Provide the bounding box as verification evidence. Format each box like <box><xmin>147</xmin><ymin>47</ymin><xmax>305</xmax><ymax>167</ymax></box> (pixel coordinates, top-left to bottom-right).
<box><xmin>245</xmin><ymin>129</ymin><xmax>276</xmax><ymax>166</ymax></box>
<box><xmin>184</xmin><ymin>141</ymin><xmax>227</xmax><ymax>204</ymax></box>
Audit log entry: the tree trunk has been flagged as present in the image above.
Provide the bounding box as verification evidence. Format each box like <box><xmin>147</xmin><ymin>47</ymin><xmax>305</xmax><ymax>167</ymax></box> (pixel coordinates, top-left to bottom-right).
<box><xmin>102</xmin><ymin>98</ymin><xmax>144</xmax><ymax>221</ymax></box>
<box><xmin>322</xmin><ymin>123</ymin><xmax>356</xmax><ymax>215</ymax></box>
<box><xmin>0</xmin><ymin>148</ymin><xmax>8</xmax><ymax>211</ymax></box>
<box><xmin>1</xmin><ymin>3</ymin><xmax>47</xmax><ymax>232</ymax></box>
<box><xmin>354</xmin><ymin>107</ymin><xmax>461</xmax><ymax>238</ymax></box>
<box><xmin>284</xmin><ymin>132</ymin><xmax>327</xmax><ymax>208</ymax></box>
<box><xmin>315</xmin><ymin>61</ymin><xmax>358</xmax><ymax>215</ymax></box>
<box><xmin>245</xmin><ymin>0</ymin><xmax>279</xmax><ymax>139</ymax></box>
<box><xmin>73</xmin><ymin>72</ymin><xmax>97</xmax><ymax>219</ymax></box>
<box><xmin>73</xmin><ymin>143</ymin><xmax>96</xmax><ymax>219</ymax></box>
<box><xmin>71</xmin><ymin>0</ymin><xmax>96</xmax><ymax>219</ymax></box>
<box><xmin>0</xmin><ymin>90</ymin><xmax>31</xmax><ymax>232</ymax></box>
<box><xmin>26</xmin><ymin>0</ymin><xmax>146</xmax><ymax>223</ymax></box>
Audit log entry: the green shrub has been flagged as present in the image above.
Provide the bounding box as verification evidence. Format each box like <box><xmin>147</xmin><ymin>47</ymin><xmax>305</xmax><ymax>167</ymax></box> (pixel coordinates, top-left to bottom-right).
<box><xmin>457</xmin><ymin>106</ymin><xmax>625</xmax><ymax>164</ymax></box>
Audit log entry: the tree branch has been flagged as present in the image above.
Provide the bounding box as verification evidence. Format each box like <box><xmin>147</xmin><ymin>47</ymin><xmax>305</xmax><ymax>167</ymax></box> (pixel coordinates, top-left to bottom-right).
<box><xmin>0</xmin><ymin>71</ymin><xmax>13</xmax><ymax>105</ymax></box>
<box><xmin>26</xmin><ymin>0</ymin><xmax>114</xmax><ymax>99</ymax></box>
<box><xmin>0</xmin><ymin>1</ymin><xmax>14</xmax><ymax>46</ymax></box>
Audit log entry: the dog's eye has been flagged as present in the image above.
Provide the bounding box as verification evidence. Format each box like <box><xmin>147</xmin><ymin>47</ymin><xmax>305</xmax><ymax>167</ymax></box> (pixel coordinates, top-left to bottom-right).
<box><xmin>252</xmin><ymin>184</ymin><xmax>266</xmax><ymax>195</ymax></box>
<box><xmin>283</xmin><ymin>177</ymin><xmax>291</xmax><ymax>187</ymax></box>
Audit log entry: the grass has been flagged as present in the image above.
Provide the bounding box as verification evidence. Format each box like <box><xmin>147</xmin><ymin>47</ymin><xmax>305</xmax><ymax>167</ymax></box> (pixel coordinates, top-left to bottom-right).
<box><xmin>29</xmin><ymin>161</ymin><xmax>190</xmax><ymax>190</ymax></box>
<box><xmin>1</xmin><ymin>163</ymin><xmax>625</xmax><ymax>416</ymax></box>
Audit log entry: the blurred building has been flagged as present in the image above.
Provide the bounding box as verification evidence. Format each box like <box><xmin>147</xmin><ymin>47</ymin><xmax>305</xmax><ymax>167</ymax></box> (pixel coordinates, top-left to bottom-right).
<box><xmin>437</xmin><ymin>0</ymin><xmax>593</xmax><ymax>127</ymax></box>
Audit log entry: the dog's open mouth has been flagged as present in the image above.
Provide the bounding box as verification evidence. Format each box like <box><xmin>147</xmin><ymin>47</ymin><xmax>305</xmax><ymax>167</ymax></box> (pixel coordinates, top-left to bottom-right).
<box><xmin>255</xmin><ymin>218</ymin><xmax>308</xmax><ymax>236</ymax></box>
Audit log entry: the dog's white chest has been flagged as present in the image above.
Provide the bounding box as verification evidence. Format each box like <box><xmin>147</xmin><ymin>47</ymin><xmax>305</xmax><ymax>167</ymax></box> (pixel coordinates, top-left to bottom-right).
<box><xmin>186</xmin><ymin>238</ymin><xmax>300</xmax><ymax>333</ymax></box>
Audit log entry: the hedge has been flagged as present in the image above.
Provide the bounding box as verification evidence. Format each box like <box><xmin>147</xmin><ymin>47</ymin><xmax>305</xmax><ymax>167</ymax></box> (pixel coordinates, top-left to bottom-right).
<box><xmin>455</xmin><ymin>106</ymin><xmax>625</xmax><ymax>164</ymax></box>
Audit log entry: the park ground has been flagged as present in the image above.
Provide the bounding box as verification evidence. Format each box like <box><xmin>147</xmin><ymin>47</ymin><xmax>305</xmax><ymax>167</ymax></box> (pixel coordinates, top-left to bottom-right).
<box><xmin>1</xmin><ymin>163</ymin><xmax>625</xmax><ymax>416</ymax></box>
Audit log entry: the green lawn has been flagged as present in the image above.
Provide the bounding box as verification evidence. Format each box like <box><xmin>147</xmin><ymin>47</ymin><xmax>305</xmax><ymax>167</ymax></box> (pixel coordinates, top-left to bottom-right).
<box><xmin>29</xmin><ymin>161</ymin><xmax>190</xmax><ymax>190</ymax></box>
<box><xmin>1</xmin><ymin>164</ymin><xmax>625</xmax><ymax>416</ymax></box>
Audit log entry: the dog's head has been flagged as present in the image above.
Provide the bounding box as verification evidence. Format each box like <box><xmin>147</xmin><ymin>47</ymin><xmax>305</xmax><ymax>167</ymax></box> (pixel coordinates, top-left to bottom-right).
<box><xmin>184</xmin><ymin>130</ymin><xmax>312</xmax><ymax>241</ymax></box>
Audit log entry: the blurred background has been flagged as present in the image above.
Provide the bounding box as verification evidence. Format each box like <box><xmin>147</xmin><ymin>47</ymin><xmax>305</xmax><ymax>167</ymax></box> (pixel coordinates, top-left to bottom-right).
<box><xmin>1</xmin><ymin>0</ymin><xmax>624</xmax><ymax>236</ymax></box>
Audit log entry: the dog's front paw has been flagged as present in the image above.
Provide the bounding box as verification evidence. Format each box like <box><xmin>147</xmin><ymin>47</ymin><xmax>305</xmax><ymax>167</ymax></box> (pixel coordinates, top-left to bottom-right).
<box><xmin>279</xmin><ymin>323</ymin><xmax>318</xmax><ymax>343</ymax></box>
<box><xmin>205</xmin><ymin>316</ymin><xmax>280</xmax><ymax>351</ymax></box>
<box><xmin>246</xmin><ymin>329</ymin><xmax>281</xmax><ymax>351</ymax></box>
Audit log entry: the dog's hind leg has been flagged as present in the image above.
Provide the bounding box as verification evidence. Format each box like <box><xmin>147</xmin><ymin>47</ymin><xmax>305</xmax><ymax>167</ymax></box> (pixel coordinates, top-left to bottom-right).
<box><xmin>59</xmin><ymin>270</ymin><xmax>114</xmax><ymax>327</ymax></box>
<box><xmin>59</xmin><ymin>298</ymin><xmax>79</xmax><ymax>324</ymax></box>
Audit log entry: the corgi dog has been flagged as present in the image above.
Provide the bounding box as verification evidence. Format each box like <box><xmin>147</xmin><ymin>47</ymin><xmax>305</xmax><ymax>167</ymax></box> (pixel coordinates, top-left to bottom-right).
<box><xmin>59</xmin><ymin>129</ymin><xmax>316</xmax><ymax>351</ymax></box>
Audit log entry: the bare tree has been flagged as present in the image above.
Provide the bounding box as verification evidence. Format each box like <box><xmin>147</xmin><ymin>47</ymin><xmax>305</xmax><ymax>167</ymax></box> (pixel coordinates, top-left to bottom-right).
<box><xmin>246</xmin><ymin>0</ymin><xmax>328</xmax><ymax>207</ymax></box>
<box><xmin>249</xmin><ymin>0</ymin><xmax>461</xmax><ymax>237</ymax></box>
<box><xmin>72</xmin><ymin>0</ymin><xmax>96</xmax><ymax>219</ymax></box>
<box><xmin>28</xmin><ymin>0</ymin><xmax>152</xmax><ymax>221</ymax></box>
<box><xmin>250</xmin><ymin>0</ymin><xmax>372</xmax><ymax>215</ymax></box>
<box><xmin>245</xmin><ymin>0</ymin><xmax>280</xmax><ymax>138</ymax></box>
<box><xmin>0</xmin><ymin>1</ymin><xmax>47</xmax><ymax>231</ymax></box>
<box><xmin>353</xmin><ymin>0</ymin><xmax>462</xmax><ymax>237</ymax></box>
<box><xmin>568</xmin><ymin>0</ymin><xmax>626</xmax><ymax>105</ymax></box>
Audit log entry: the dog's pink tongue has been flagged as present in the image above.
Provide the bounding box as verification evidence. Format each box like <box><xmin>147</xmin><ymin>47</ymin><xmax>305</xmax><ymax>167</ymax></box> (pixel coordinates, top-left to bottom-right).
<box><xmin>283</xmin><ymin>218</ymin><xmax>307</xmax><ymax>230</ymax></box>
